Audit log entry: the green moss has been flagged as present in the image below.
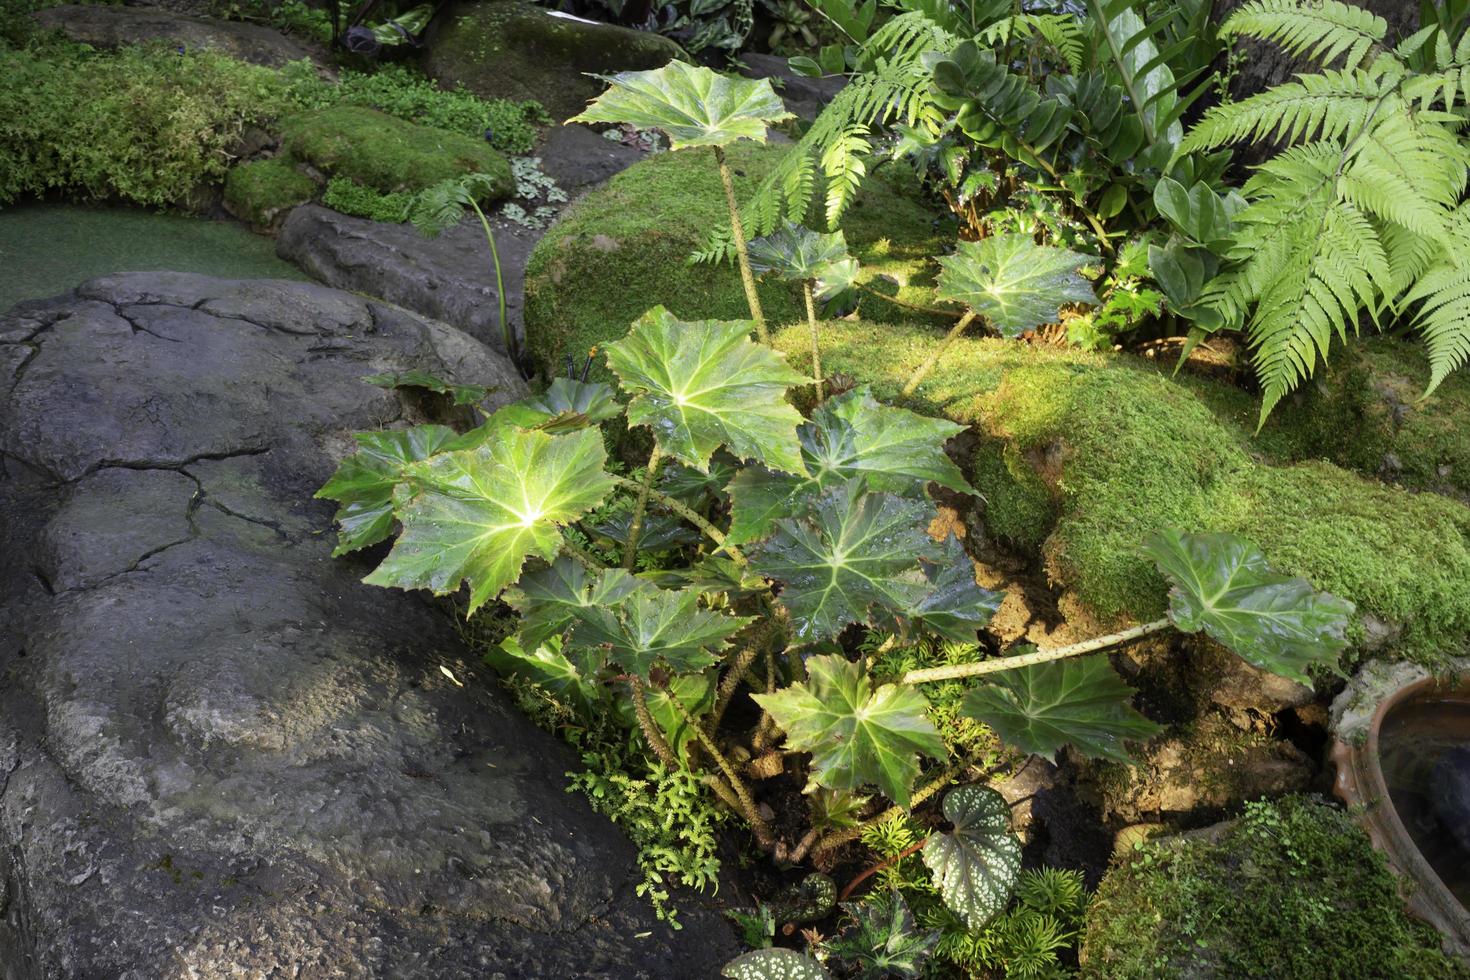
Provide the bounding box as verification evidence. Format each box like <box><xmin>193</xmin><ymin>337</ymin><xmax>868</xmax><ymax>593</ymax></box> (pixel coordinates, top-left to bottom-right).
<box><xmin>222</xmin><ymin>158</ymin><xmax>315</xmax><ymax>229</ymax></box>
<box><xmin>524</xmin><ymin>145</ymin><xmax>953</xmax><ymax>383</ymax></box>
<box><xmin>319</xmin><ymin>176</ymin><xmax>412</xmax><ymax>223</ymax></box>
<box><xmin>774</xmin><ymin>317</ymin><xmax>1470</xmax><ymax>665</ymax></box>
<box><xmin>279</xmin><ymin>105</ymin><xmax>512</xmax><ymax>200</ymax></box>
<box><xmin>1081</xmin><ymin>796</ymin><xmax>1468</xmax><ymax>979</ymax></box>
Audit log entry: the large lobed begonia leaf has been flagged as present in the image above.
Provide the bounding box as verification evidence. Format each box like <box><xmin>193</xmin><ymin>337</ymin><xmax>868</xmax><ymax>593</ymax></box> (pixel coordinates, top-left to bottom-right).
<box><xmin>921</xmin><ymin>786</ymin><xmax>1021</xmax><ymax>929</ymax></box>
<box><xmin>752</xmin><ymin>481</ymin><xmax>940</xmax><ymax>640</ymax></box>
<box><xmin>899</xmin><ymin>536</ymin><xmax>1004</xmax><ymax>643</ymax></box>
<box><xmin>754</xmin><ymin>654</ymin><xmax>946</xmax><ymax>806</ymax></box>
<box><xmin>934</xmin><ymin>234</ymin><xmax>1098</xmax><ymax>337</ymax></box>
<box><xmin>316</xmin><ymin>425</ymin><xmax>458</xmax><ymax>556</ymax></box>
<box><xmin>571</xmin><ymin>585</ymin><xmax>754</xmax><ymax>679</ymax></box>
<box><xmin>1141</xmin><ymin>530</ymin><xmax>1354</xmax><ymax>685</ymax></box>
<box><xmin>960</xmin><ymin>654</ymin><xmax>1162</xmax><ymax>764</ymax></box>
<box><xmin>486</xmin><ymin>634</ymin><xmax>602</xmax><ymax>715</ymax></box>
<box><xmin>364</xmin><ymin>426</ymin><xmax>615</xmax><ymax>612</ymax></box>
<box><xmin>748</xmin><ymin>223</ymin><xmax>859</xmax><ymax>299</ymax></box>
<box><xmin>489</xmin><ymin>377</ymin><xmax>622</xmax><ymax>432</ymax></box>
<box><xmin>605</xmin><ymin>306</ymin><xmax>809</xmax><ymax>474</ymax></box>
<box><xmin>570</xmin><ymin>60</ymin><xmax>793</xmax><ymax>151</ymax></box>
<box><xmin>503</xmin><ymin>557</ymin><xmax>649</xmax><ymax>651</ymax></box>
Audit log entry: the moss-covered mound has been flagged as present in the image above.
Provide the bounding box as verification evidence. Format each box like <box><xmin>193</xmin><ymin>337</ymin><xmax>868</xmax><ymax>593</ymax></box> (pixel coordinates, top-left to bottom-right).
<box><xmin>1080</xmin><ymin>796</ymin><xmax>1467</xmax><ymax>979</ymax></box>
<box><xmin>524</xmin><ymin>143</ymin><xmax>953</xmax><ymax>382</ymax></box>
<box><xmin>279</xmin><ymin>105</ymin><xmax>512</xmax><ymax>200</ymax></box>
<box><xmin>421</xmin><ymin>0</ymin><xmax>684</xmax><ymax>120</ymax></box>
<box><xmin>222</xmin><ymin>157</ymin><xmax>315</xmax><ymax>231</ymax></box>
<box><xmin>773</xmin><ymin>318</ymin><xmax>1470</xmax><ymax>665</ymax></box>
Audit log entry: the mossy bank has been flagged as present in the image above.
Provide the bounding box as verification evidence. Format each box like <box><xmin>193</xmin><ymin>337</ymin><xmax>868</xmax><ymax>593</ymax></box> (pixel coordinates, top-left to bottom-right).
<box><xmin>524</xmin><ymin>142</ymin><xmax>954</xmax><ymax>383</ymax></box>
<box><xmin>773</xmin><ymin>318</ymin><xmax>1470</xmax><ymax>666</ymax></box>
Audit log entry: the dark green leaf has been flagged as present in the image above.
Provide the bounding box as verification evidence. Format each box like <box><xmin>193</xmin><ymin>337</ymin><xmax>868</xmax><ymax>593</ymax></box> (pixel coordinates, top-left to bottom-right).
<box><xmin>572</xmin><ymin>586</ymin><xmax>753</xmax><ymax>679</ymax></box>
<box><xmin>604</xmin><ymin>306</ymin><xmax>809</xmax><ymax>474</ymax></box>
<box><xmin>901</xmin><ymin>536</ymin><xmax>1004</xmax><ymax>642</ymax></box>
<box><xmin>748</xmin><ymin>224</ymin><xmax>857</xmax><ymax>295</ymax></box>
<box><xmin>315</xmin><ymin>425</ymin><xmax>458</xmax><ymax>555</ymax></box>
<box><xmin>753</xmin><ymin>654</ymin><xmax>945</xmax><ymax>806</ymax></box>
<box><xmin>503</xmin><ymin>557</ymin><xmax>650</xmax><ymax>650</ymax></box>
<box><xmin>960</xmin><ymin>654</ymin><xmax>1162</xmax><ymax>764</ymax></box>
<box><xmin>361</xmin><ymin>369</ymin><xmax>494</xmax><ymax>406</ymax></box>
<box><xmin>922</xmin><ymin>786</ymin><xmax>1021</xmax><ymax>929</ymax></box>
<box><xmin>1141</xmin><ymin>530</ymin><xmax>1354</xmax><ymax>685</ymax></box>
<box><xmin>934</xmin><ymin>235</ymin><xmax>1099</xmax><ymax>337</ymax></box>
<box><xmin>826</xmin><ymin>891</ymin><xmax>941</xmax><ymax>980</ymax></box>
<box><xmin>590</xmin><ymin>511</ymin><xmax>702</xmax><ymax>553</ymax></box>
<box><xmin>491</xmin><ymin>377</ymin><xmax>622</xmax><ymax>431</ymax></box>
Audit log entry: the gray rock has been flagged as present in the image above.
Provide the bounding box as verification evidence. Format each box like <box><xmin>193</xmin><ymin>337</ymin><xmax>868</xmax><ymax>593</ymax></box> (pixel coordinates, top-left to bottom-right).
<box><xmin>538</xmin><ymin>123</ymin><xmax>648</xmax><ymax>199</ymax></box>
<box><xmin>1432</xmin><ymin>745</ymin><xmax>1470</xmax><ymax>855</ymax></box>
<box><xmin>277</xmin><ymin>204</ymin><xmax>542</xmax><ymax>356</ymax></box>
<box><xmin>738</xmin><ymin>54</ymin><xmax>846</xmax><ymax>122</ymax></box>
<box><xmin>0</xmin><ymin>273</ymin><xmax>735</xmax><ymax>978</ymax></box>
<box><xmin>32</xmin><ymin>5</ymin><xmax>325</xmax><ymax>69</ymax></box>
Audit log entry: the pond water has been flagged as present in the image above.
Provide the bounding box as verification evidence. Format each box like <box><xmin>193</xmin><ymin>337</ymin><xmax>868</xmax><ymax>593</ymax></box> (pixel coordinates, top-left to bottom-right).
<box><xmin>0</xmin><ymin>203</ymin><xmax>305</xmax><ymax>312</ymax></box>
<box><xmin>1379</xmin><ymin>695</ymin><xmax>1470</xmax><ymax>910</ymax></box>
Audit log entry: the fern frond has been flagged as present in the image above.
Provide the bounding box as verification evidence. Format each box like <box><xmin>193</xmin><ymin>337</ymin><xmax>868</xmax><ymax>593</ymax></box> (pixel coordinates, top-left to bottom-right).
<box><xmin>1220</xmin><ymin>0</ymin><xmax>1387</xmax><ymax>70</ymax></box>
<box><xmin>1380</xmin><ymin>220</ymin><xmax>1440</xmax><ymax>297</ymax></box>
<box><xmin>821</xmin><ymin>124</ymin><xmax>872</xmax><ymax>225</ymax></box>
<box><xmin>976</xmin><ymin>14</ymin><xmax>1087</xmax><ymax>74</ymax></box>
<box><xmin>1340</xmin><ymin>109</ymin><xmax>1468</xmax><ymax>239</ymax></box>
<box><xmin>1404</xmin><ymin>205</ymin><xmax>1470</xmax><ymax>393</ymax></box>
<box><xmin>1179</xmin><ymin>69</ymin><xmax>1387</xmax><ymax>150</ymax></box>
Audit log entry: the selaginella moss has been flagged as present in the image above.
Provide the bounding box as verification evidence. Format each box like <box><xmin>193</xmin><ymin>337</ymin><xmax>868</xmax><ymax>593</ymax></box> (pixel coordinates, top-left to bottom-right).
<box><xmin>774</xmin><ymin>317</ymin><xmax>1470</xmax><ymax>667</ymax></box>
<box><xmin>222</xmin><ymin>157</ymin><xmax>316</xmax><ymax>230</ymax></box>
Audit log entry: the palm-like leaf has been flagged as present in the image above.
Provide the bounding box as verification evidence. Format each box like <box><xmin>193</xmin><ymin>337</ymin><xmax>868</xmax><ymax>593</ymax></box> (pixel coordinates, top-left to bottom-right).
<box><xmin>898</xmin><ymin>537</ymin><xmax>1005</xmax><ymax>643</ymax></box>
<box><xmin>934</xmin><ymin>235</ymin><xmax>1098</xmax><ymax>337</ymax></box>
<box><xmin>960</xmin><ymin>654</ymin><xmax>1162</xmax><ymax>764</ymax></box>
<box><xmin>754</xmin><ymin>654</ymin><xmax>946</xmax><ymax>806</ymax></box>
<box><xmin>315</xmin><ymin>425</ymin><xmax>458</xmax><ymax>555</ymax></box>
<box><xmin>364</xmin><ymin>427</ymin><xmax>615</xmax><ymax>612</ymax></box>
<box><xmin>604</xmin><ymin>306</ymin><xmax>809</xmax><ymax>474</ymax></box>
<box><xmin>569</xmin><ymin>61</ymin><xmax>794</xmax><ymax>150</ymax></box>
<box><xmin>921</xmin><ymin>786</ymin><xmax>1021</xmax><ymax>929</ymax></box>
<box><xmin>1141</xmin><ymin>530</ymin><xmax>1354</xmax><ymax>685</ymax></box>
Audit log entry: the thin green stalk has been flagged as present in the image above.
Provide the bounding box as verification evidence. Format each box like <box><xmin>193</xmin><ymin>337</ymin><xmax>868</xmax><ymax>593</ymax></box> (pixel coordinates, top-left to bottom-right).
<box><xmin>714</xmin><ymin>144</ymin><xmax>768</xmax><ymax>343</ymax></box>
<box><xmin>667</xmin><ymin>688</ymin><xmax>775</xmax><ymax>847</ymax></box>
<box><xmin>899</xmin><ymin>618</ymin><xmax>1173</xmax><ymax>685</ymax></box>
<box><xmin>902</xmin><ymin>311</ymin><xmax>977</xmax><ymax>397</ymax></box>
<box><xmin>611</xmin><ymin>475</ymin><xmax>749</xmax><ymax>566</ymax></box>
<box><xmin>802</xmin><ymin>280</ymin><xmax>824</xmax><ymax>403</ymax></box>
<box><xmin>467</xmin><ymin>198</ymin><xmax>511</xmax><ymax>359</ymax></box>
<box><xmin>622</xmin><ymin>447</ymin><xmax>662</xmax><ymax>569</ymax></box>
<box><xmin>629</xmin><ymin>675</ymin><xmax>679</xmax><ymax>769</ymax></box>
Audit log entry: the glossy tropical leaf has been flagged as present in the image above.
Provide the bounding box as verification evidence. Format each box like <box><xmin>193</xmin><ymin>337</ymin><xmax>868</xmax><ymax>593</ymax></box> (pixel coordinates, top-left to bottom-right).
<box><xmin>569</xmin><ymin>60</ymin><xmax>794</xmax><ymax>151</ymax></box>
<box><xmin>364</xmin><ymin>427</ymin><xmax>615</xmax><ymax>613</ymax></box>
<box><xmin>748</xmin><ymin>224</ymin><xmax>858</xmax><ymax>300</ymax></box>
<box><xmin>315</xmin><ymin>425</ymin><xmax>458</xmax><ymax>555</ymax></box>
<box><xmin>960</xmin><ymin>654</ymin><xmax>1162</xmax><ymax>764</ymax></box>
<box><xmin>503</xmin><ymin>558</ymin><xmax>649</xmax><ymax>650</ymax></box>
<box><xmin>485</xmin><ymin>634</ymin><xmax>601</xmax><ymax>714</ymax></box>
<box><xmin>753</xmin><ymin>481</ymin><xmax>939</xmax><ymax>640</ymax></box>
<box><xmin>590</xmin><ymin>511</ymin><xmax>701</xmax><ymax>553</ymax></box>
<box><xmin>827</xmin><ymin>891</ymin><xmax>941</xmax><ymax>980</ymax></box>
<box><xmin>728</xmin><ymin>387</ymin><xmax>970</xmax><ymax>545</ymax></box>
<box><xmin>604</xmin><ymin>306</ymin><xmax>809</xmax><ymax>474</ymax></box>
<box><xmin>753</xmin><ymin>654</ymin><xmax>945</xmax><ymax>806</ymax></box>
<box><xmin>661</xmin><ymin>456</ymin><xmax>737</xmax><ymax>505</ymax></box>
<box><xmin>361</xmin><ymin>369</ymin><xmax>493</xmax><ymax>406</ymax></box>
<box><xmin>922</xmin><ymin>786</ymin><xmax>1022</xmax><ymax>929</ymax></box>
<box><xmin>639</xmin><ymin>555</ymin><xmax>771</xmax><ymax>598</ymax></box>
<box><xmin>571</xmin><ymin>585</ymin><xmax>754</xmax><ymax>679</ymax></box>
<box><xmin>900</xmin><ymin>537</ymin><xmax>1004</xmax><ymax>643</ymax></box>
<box><xmin>934</xmin><ymin>235</ymin><xmax>1099</xmax><ymax>337</ymax></box>
<box><xmin>1141</xmin><ymin>530</ymin><xmax>1354</xmax><ymax>685</ymax></box>
<box><xmin>722</xmin><ymin>948</ymin><xmax>832</xmax><ymax>980</ymax></box>
<box><xmin>491</xmin><ymin>378</ymin><xmax>622</xmax><ymax>432</ymax></box>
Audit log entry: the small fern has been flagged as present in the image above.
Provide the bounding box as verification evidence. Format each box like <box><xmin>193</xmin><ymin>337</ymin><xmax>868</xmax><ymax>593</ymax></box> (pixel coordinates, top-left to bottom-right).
<box><xmin>1219</xmin><ymin>0</ymin><xmax>1388</xmax><ymax>69</ymax></box>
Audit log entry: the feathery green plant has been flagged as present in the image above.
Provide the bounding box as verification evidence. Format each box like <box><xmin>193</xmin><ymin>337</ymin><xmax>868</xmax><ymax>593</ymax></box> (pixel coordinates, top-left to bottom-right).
<box><xmin>1182</xmin><ymin>0</ymin><xmax>1470</xmax><ymax>423</ymax></box>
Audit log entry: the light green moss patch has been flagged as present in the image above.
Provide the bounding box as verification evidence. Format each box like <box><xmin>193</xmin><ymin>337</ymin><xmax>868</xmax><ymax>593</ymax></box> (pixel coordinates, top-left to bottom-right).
<box><xmin>524</xmin><ymin>145</ymin><xmax>951</xmax><ymax>383</ymax></box>
<box><xmin>1081</xmin><ymin>796</ymin><xmax>1468</xmax><ymax>979</ymax></box>
<box><xmin>222</xmin><ymin>158</ymin><xmax>316</xmax><ymax>230</ymax></box>
<box><xmin>279</xmin><ymin>105</ymin><xmax>512</xmax><ymax>200</ymax></box>
<box><xmin>774</xmin><ymin>318</ymin><xmax>1470</xmax><ymax>665</ymax></box>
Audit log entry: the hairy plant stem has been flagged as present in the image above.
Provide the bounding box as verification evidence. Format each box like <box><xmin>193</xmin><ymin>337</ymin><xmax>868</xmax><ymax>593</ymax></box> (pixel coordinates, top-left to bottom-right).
<box><xmin>667</xmin><ymin>688</ymin><xmax>775</xmax><ymax>847</ymax></box>
<box><xmin>611</xmin><ymin>475</ymin><xmax>750</xmax><ymax>566</ymax></box>
<box><xmin>902</xmin><ymin>311</ymin><xmax>977</xmax><ymax>397</ymax></box>
<box><xmin>709</xmin><ymin>640</ymin><xmax>764</xmax><ymax>734</ymax></box>
<box><xmin>899</xmin><ymin>618</ymin><xmax>1174</xmax><ymax>685</ymax></box>
<box><xmin>854</xmin><ymin>280</ymin><xmax>967</xmax><ymax>319</ymax></box>
<box><xmin>561</xmin><ymin>538</ymin><xmax>606</xmax><ymax>571</ymax></box>
<box><xmin>802</xmin><ymin>280</ymin><xmax>824</xmax><ymax>403</ymax></box>
<box><xmin>714</xmin><ymin>144</ymin><xmax>768</xmax><ymax>343</ymax></box>
<box><xmin>629</xmin><ymin>675</ymin><xmax>679</xmax><ymax>768</ymax></box>
<box><xmin>466</xmin><ymin>199</ymin><xmax>512</xmax><ymax>361</ymax></box>
<box><xmin>622</xmin><ymin>447</ymin><xmax>662</xmax><ymax>569</ymax></box>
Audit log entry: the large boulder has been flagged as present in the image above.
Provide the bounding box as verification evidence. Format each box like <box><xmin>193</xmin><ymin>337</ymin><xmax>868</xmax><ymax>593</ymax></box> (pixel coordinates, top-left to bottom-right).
<box><xmin>0</xmin><ymin>273</ymin><xmax>735</xmax><ymax>977</ymax></box>
<box><xmin>32</xmin><ymin>5</ymin><xmax>323</xmax><ymax>68</ymax></box>
<box><xmin>422</xmin><ymin>0</ymin><xmax>684</xmax><ymax>120</ymax></box>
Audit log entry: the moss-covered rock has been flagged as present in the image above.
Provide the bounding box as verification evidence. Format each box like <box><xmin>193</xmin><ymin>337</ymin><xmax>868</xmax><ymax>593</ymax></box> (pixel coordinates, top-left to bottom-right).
<box><xmin>524</xmin><ymin>143</ymin><xmax>953</xmax><ymax>382</ymax></box>
<box><xmin>421</xmin><ymin>0</ymin><xmax>684</xmax><ymax>120</ymax></box>
<box><xmin>222</xmin><ymin>157</ymin><xmax>316</xmax><ymax>232</ymax></box>
<box><xmin>1080</xmin><ymin>796</ymin><xmax>1468</xmax><ymax>979</ymax></box>
<box><xmin>279</xmin><ymin>106</ymin><xmax>512</xmax><ymax>200</ymax></box>
<box><xmin>773</xmin><ymin>318</ymin><xmax>1470</xmax><ymax>665</ymax></box>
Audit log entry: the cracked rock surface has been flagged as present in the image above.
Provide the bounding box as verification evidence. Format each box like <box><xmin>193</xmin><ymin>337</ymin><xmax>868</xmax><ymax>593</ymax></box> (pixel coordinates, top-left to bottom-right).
<box><xmin>0</xmin><ymin>273</ymin><xmax>735</xmax><ymax>979</ymax></box>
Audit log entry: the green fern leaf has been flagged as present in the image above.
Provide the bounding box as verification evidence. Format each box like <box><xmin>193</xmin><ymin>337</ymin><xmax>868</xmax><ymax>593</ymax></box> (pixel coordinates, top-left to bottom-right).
<box><xmin>1221</xmin><ymin>0</ymin><xmax>1386</xmax><ymax>70</ymax></box>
